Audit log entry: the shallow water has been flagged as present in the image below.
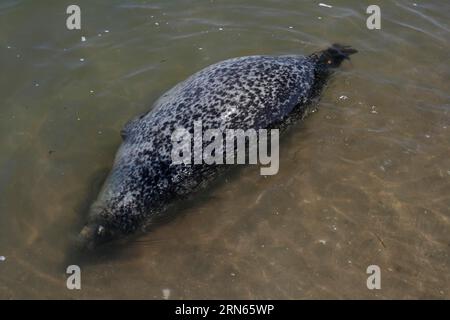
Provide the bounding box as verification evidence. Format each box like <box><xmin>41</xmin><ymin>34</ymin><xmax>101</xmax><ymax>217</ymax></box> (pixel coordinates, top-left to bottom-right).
<box><xmin>1</xmin><ymin>0</ymin><xmax>449</xmax><ymax>299</ymax></box>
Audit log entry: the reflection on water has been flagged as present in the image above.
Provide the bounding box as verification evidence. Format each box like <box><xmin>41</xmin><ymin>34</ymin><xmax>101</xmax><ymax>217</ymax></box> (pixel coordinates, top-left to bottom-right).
<box><xmin>0</xmin><ymin>0</ymin><xmax>449</xmax><ymax>299</ymax></box>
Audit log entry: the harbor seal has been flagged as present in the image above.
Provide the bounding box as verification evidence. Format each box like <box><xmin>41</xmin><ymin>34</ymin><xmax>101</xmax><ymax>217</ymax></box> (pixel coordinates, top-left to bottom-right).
<box><xmin>79</xmin><ymin>44</ymin><xmax>357</xmax><ymax>248</ymax></box>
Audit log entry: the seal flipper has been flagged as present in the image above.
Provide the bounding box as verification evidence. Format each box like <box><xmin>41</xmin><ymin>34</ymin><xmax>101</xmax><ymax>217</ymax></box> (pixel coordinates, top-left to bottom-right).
<box><xmin>307</xmin><ymin>44</ymin><xmax>357</xmax><ymax>101</ymax></box>
<box><xmin>313</xmin><ymin>43</ymin><xmax>358</xmax><ymax>69</ymax></box>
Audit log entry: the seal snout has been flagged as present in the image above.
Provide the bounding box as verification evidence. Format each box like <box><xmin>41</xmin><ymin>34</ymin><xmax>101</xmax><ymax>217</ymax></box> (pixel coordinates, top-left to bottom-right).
<box><xmin>76</xmin><ymin>225</ymin><xmax>97</xmax><ymax>251</ymax></box>
<box><xmin>76</xmin><ymin>222</ymin><xmax>116</xmax><ymax>251</ymax></box>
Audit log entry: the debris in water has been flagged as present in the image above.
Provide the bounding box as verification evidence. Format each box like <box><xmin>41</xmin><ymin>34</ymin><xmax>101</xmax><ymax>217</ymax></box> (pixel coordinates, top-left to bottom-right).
<box><xmin>0</xmin><ymin>256</ymin><xmax>5</xmax><ymax>262</ymax></box>
<box><xmin>155</xmin><ymin>22</ymin><xmax>160</xmax><ymax>26</ymax></box>
<box><xmin>81</xmin><ymin>36</ymin><xmax>86</xmax><ymax>42</ymax></box>
<box><xmin>370</xmin><ymin>105</ymin><xmax>378</xmax><ymax>114</ymax></box>
<box><xmin>80</xmin><ymin>58</ymin><xmax>85</xmax><ymax>62</ymax></box>
<box><xmin>218</xmin><ymin>27</ymin><xmax>223</xmax><ymax>31</ymax></box>
<box><xmin>319</xmin><ymin>3</ymin><xmax>333</xmax><ymax>8</ymax></box>
<box><xmin>318</xmin><ymin>240</ymin><xmax>327</xmax><ymax>245</ymax></box>
<box><xmin>162</xmin><ymin>288</ymin><xmax>171</xmax><ymax>300</ymax></box>
<box><xmin>339</xmin><ymin>95</ymin><xmax>348</xmax><ymax>100</ymax></box>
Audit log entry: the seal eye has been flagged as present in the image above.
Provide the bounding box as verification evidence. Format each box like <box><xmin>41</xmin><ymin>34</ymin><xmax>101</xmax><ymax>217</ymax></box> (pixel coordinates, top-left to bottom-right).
<box><xmin>97</xmin><ymin>225</ymin><xmax>105</xmax><ymax>236</ymax></box>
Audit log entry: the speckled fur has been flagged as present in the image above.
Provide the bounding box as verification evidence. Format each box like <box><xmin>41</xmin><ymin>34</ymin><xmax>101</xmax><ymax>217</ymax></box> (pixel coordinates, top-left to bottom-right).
<box><xmin>84</xmin><ymin>46</ymin><xmax>356</xmax><ymax>243</ymax></box>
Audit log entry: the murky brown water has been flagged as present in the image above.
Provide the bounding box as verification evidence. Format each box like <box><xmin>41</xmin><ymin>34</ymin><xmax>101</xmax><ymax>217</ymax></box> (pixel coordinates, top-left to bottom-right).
<box><xmin>1</xmin><ymin>0</ymin><xmax>449</xmax><ymax>299</ymax></box>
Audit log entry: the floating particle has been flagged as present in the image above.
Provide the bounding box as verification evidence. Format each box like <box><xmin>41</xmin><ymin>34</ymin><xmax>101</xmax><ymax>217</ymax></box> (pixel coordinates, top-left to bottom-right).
<box><xmin>288</xmin><ymin>26</ymin><xmax>294</xmax><ymax>29</ymax></box>
<box><xmin>319</xmin><ymin>3</ymin><xmax>333</xmax><ymax>8</ymax></box>
<box><xmin>162</xmin><ymin>288</ymin><xmax>171</xmax><ymax>300</ymax></box>
<box><xmin>219</xmin><ymin>27</ymin><xmax>223</xmax><ymax>31</ymax></box>
<box><xmin>90</xmin><ymin>90</ymin><xmax>94</xmax><ymax>93</ymax></box>
<box><xmin>81</xmin><ymin>36</ymin><xmax>86</xmax><ymax>42</ymax></box>
<box><xmin>0</xmin><ymin>256</ymin><xmax>5</xmax><ymax>262</ymax></box>
<box><xmin>371</xmin><ymin>105</ymin><xmax>378</xmax><ymax>114</ymax></box>
<box><xmin>104</xmin><ymin>30</ymin><xmax>110</xmax><ymax>33</ymax></box>
<box><xmin>80</xmin><ymin>58</ymin><xmax>85</xmax><ymax>62</ymax></box>
<box><xmin>198</xmin><ymin>47</ymin><xmax>203</xmax><ymax>50</ymax></box>
<box><xmin>318</xmin><ymin>16</ymin><xmax>322</xmax><ymax>20</ymax></box>
<box><xmin>155</xmin><ymin>22</ymin><xmax>159</xmax><ymax>26</ymax></box>
<box><xmin>339</xmin><ymin>95</ymin><xmax>348</xmax><ymax>100</ymax></box>
<box><xmin>318</xmin><ymin>240</ymin><xmax>327</xmax><ymax>245</ymax></box>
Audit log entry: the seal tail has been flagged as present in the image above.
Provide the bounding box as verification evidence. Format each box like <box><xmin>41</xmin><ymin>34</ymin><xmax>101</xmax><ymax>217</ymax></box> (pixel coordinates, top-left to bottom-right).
<box><xmin>307</xmin><ymin>44</ymin><xmax>357</xmax><ymax>100</ymax></box>
<box><xmin>312</xmin><ymin>43</ymin><xmax>357</xmax><ymax>68</ymax></box>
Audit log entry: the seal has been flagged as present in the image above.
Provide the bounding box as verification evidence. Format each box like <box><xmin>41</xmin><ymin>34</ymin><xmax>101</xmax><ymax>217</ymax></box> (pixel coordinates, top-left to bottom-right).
<box><xmin>79</xmin><ymin>44</ymin><xmax>357</xmax><ymax>248</ymax></box>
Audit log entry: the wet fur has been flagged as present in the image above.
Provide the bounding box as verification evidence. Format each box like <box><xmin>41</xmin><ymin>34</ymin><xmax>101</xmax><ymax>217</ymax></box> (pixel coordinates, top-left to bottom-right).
<box><xmin>83</xmin><ymin>44</ymin><xmax>357</xmax><ymax>244</ymax></box>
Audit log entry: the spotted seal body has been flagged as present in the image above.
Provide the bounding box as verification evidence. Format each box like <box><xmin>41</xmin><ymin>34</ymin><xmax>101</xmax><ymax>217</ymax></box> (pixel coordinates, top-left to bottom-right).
<box><xmin>79</xmin><ymin>44</ymin><xmax>357</xmax><ymax>248</ymax></box>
